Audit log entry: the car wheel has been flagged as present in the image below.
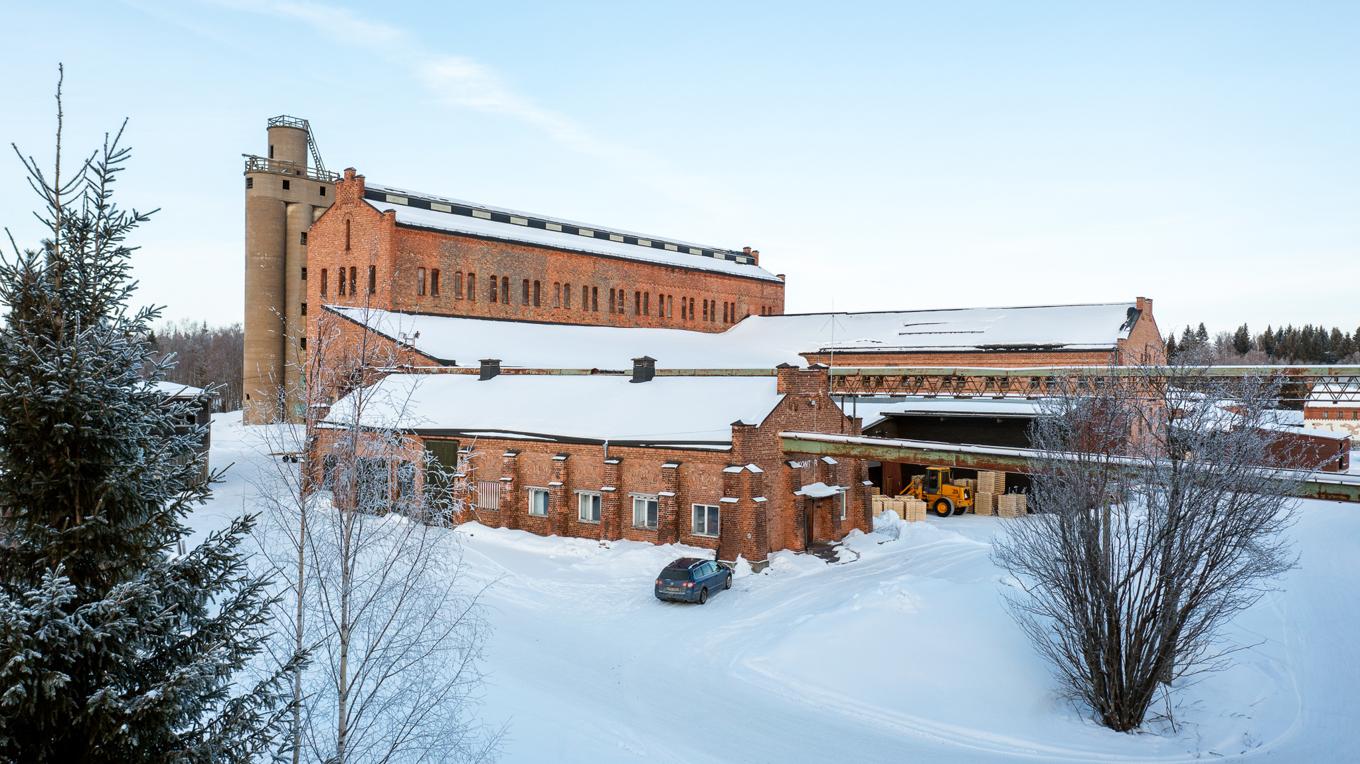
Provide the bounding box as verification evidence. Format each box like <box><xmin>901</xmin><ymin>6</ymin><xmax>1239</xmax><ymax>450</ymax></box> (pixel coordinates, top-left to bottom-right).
<box><xmin>724</xmin><ymin>573</ymin><xmax>733</xmax><ymax>590</ymax></box>
<box><xmin>931</xmin><ymin>498</ymin><xmax>954</xmax><ymax>518</ymax></box>
<box><xmin>698</xmin><ymin>587</ymin><xmax>708</xmax><ymax>604</ymax></box>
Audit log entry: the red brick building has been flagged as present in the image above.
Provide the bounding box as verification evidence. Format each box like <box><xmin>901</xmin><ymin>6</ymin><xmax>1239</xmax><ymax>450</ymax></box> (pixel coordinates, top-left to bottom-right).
<box><xmin>304</xmin><ymin>169</ymin><xmax>785</xmax><ymax>342</ymax></box>
<box><xmin>313</xmin><ymin>364</ymin><xmax>870</xmax><ymax>566</ymax></box>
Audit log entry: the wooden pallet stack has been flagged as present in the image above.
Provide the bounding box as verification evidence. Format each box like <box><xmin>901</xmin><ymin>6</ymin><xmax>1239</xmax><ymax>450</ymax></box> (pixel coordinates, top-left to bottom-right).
<box><xmin>902</xmin><ymin>497</ymin><xmax>928</xmax><ymax>522</ymax></box>
<box><xmin>871</xmin><ymin>493</ymin><xmax>891</xmax><ymax>517</ymax></box>
<box><xmin>974</xmin><ymin>492</ymin><xmax>996</xmax><ymax>516</ymax></box>
<box><xmin>975</xmin><ymin>471</ymin><xmax>1006</xmax><ymax>494</ymax></box>
<box><xmin>997</xmin><ymin>493</ymin><xmax>1029</xmax><ymax>518</ymax></box>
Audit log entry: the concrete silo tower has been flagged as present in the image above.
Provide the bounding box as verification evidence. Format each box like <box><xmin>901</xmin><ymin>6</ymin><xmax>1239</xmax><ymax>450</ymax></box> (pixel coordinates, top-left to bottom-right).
<box><xmin>242</xmin><ymin>116</ymin><xmax>335</xmax><ymax>424</ymax></box>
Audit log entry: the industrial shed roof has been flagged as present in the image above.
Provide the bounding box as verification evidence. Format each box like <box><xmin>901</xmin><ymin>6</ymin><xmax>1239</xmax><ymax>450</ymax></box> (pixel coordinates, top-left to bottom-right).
<box><xmin>327</xmin><ymin>301</ymin><xmax>1140</xmax><ymax>370</ymax></box>
<box><xmin>320</xmin><ymin>373</ymin><xmax>785</xmax><ymax>448</ymax></box>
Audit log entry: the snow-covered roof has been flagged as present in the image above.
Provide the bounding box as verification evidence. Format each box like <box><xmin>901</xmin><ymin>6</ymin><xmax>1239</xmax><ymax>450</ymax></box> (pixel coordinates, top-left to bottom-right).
<box><xmin>795</xmin><ymin>482</ymin><xmax>846</xmax><ymax>498</ymax></box>
<box><xmin>321</xmin><ymin>373</ymin><xmax>784</xmax><ymax>447</ymax></box>
<box><xmin>364</xmin><ymin>183</ymin><xmax>780</xmax><ymax>283</ymax></box>
<box><xmin>1308</xmin><ymin>379</ymin><xmax>1360</xmax><ymax>409</ymax></box>
<box><xmin>154</xmin><ymin>381</ymin><xmax>208</xmax><ymax>398</ymax></box>
<box><xmin>327</xmin><ymin>301</ymin><xmax>1140</xmax><ymax>370</ymax></box>
<box><xmin>840</xmin><ymin>396</ymin><xmax>1043</xmax><ymax>429</ymax></box>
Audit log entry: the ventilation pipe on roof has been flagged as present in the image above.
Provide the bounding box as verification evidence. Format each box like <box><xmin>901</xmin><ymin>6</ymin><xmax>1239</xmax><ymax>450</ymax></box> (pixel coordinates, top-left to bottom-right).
<box><xmin>631</xmin><ymin>356</ymin><xmax>656</xmax><ymax>384</ymax></box>
<box><xmin>479</xmin><ymin>359</ymin><xmax>501</xmax><ymax>380</ymax></box>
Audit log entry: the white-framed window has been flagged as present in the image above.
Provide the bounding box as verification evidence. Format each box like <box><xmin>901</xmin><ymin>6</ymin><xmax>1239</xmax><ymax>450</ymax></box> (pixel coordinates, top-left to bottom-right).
<box><xmin>577</xmin><ymin>491</ymin><xmax>602</xmax><ymax>523</ymax></box>
<box><xmin>632</xmin><ymin>495</ymin><xmax>658</xmax><ymax>529</ymax></box>
<box><xmin>527</xmin><ymin>487</ymin><xmax>549</xmax><ymax>517</ymax></box>
<box><xmin>839</xmin><ymin>488</ymin><xmax>847</xmax><ymax>521</ymax></box>
<box><xmin>691</xmin><ymin>503</ymin><xmax>720</xmax><ymax>537</ymax></box>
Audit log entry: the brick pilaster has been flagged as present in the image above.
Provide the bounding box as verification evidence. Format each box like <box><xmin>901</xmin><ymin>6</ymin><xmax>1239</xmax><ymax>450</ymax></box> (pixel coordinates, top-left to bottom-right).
<box><xmin>602</xmin><ymin>457</ymin><xmax>623</xmax><ymax>540</ymax></box>
<box><xmin>499</xmin><ymin>450</ymin><xmax>519</xmax><ymax>529</ymax></box>
<box><xmin>549</xmin><ymin>453</ymin><xmax>570</xmax><ymax>536</ymax></box>
<box><xmin>658</xmin><ymin>461</ymin><xmax>681</xmax><ymax>544</ymax></box>
<box><xmin>718</xmin><ymin>463</ymin><xmax>768</xmax><ymax>568</ymax></box>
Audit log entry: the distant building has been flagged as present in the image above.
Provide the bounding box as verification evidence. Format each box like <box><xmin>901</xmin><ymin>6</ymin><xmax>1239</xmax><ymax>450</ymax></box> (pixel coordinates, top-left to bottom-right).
<box><xmin>157</xmin><ymin>381</ymin><xmax>214</xmax><ymax>483</ymax></box>
<box><xmin>1304</xmin><ymin>380</ymin><xmax>1360</xmax><ymax>439</ymax></box>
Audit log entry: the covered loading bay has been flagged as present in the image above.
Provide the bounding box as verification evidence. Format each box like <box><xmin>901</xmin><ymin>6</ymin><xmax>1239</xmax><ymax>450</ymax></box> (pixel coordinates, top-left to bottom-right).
<box><xmin>842</xmin><ymin>397</ymin><xmax>1038</xmax><ymax>497</ymax></box>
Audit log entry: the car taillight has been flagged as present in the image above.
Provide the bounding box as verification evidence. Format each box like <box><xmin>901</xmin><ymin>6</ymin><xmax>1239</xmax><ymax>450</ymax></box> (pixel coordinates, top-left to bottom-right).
<box><xmin>655</xmin><ymin>579</ymin><xmax>662</xmax><ymax>586</ymax></box>
<box><xmin>684</xmin><ymin>582</ymin><xmax>694</xmax><ymax>588</ymax></box>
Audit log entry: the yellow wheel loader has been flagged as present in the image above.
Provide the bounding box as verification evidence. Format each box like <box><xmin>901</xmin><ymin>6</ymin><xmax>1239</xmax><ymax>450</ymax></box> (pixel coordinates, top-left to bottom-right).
<box><xmin>899</xmin><ymin>466</ymin><xmax>974</xmax><ymax>517</ymax></box>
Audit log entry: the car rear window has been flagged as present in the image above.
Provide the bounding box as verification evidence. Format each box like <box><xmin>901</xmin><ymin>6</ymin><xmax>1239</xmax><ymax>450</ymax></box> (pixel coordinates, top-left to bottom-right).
<box><xmin>660</xmin><ymin>566</ymin><xmax>693</xmax><ymax>580</ymax></box>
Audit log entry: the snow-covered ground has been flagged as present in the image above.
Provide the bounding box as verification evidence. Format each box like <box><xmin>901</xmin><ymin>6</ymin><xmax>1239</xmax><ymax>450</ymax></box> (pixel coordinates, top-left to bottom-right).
<box><xmin>203</xmin><ymin>413</ymin><xmax>1360</xmax><ymax>762</ymax></box>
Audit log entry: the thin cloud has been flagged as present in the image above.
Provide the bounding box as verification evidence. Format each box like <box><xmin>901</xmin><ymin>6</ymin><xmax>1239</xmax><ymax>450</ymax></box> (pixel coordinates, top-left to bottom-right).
<box><xmin>211</xmin><ymin>0</ymin><xmax>746</xmax><ymax>218</ymax></box>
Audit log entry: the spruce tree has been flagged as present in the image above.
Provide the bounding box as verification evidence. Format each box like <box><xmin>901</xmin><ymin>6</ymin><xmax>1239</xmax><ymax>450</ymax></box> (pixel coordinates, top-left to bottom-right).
<box><xmin>0</xmin><ymin>80</ymin><xmax>297</xmax><ymax>761</ymax></box>
<box><xmin>1232</xmin><ymin>323</ymin><xmax>1252</xmax><ymax>355</ymax></box>
<box><xmin>1165</xmin><ymin>333</ymin><xmax>1178</xmax><ymax>358</ymax></box>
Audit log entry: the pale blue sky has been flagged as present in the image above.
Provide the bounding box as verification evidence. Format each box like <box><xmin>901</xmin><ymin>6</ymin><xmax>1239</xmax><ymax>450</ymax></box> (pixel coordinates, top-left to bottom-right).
<box><xmin>2</xmin><ymin>1</ymin><xmax>1357</xmax><ymax>336</ymax></box>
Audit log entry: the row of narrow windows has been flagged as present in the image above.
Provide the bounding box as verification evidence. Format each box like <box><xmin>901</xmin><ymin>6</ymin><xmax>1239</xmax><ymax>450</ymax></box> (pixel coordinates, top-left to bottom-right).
<box><xmin>409</xmin><ymin>269</ymin><xmax>771</xmax><ymax>325</ymax></box>
<box><xmin>315</xmin><ymin>263</ymin><xmax>776</xmax><ymax>325</ymax></box>
<box><xmin>318</xmin><ymin>265</ymin><xmax>377</xmax><ymax>297</ymax></box>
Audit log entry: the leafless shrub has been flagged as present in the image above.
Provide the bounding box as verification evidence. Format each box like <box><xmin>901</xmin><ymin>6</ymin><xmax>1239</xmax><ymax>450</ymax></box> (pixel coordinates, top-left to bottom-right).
<box><xmin>993</xmin><ymin>363</ymin><xmax>1303</xmax><ymax>732</ymax></box>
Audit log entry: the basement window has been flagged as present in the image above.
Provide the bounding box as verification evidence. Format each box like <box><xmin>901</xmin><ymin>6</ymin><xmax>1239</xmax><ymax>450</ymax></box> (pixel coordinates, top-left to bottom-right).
<box><xmin>528</xmin><ymin>487</ymin><xmax>549</xmax><ymax>517</ymax></box>
<box><xmin>692</xmin><ymin>504</ymin><xmax>719</xmax><ymax>537</ymax></box>
<box><xmin>577</xmin><ymin>492</ymin><xmax>602</xmax><ymax>523</ymax></box>
<box><xmin>632</xmin><ymin>495</ymin><xmax>658</xmax><ymax>530</ymax></box>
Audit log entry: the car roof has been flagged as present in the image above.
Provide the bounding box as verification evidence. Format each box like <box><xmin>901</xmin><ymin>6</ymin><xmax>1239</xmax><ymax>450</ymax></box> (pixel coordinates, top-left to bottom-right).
<box><xmin>666</xmin><ymin>557</ymin><xmax>705</xmax><ymax>568</ymax></box>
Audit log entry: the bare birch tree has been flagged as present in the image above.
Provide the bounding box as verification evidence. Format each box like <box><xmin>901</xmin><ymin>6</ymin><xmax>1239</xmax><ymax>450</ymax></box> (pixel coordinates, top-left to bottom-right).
<box><xmin>994</xmin><ymin>363</ymin><xmax>1304</xmax><ymax>732</ymax></box>
<box><xmin>252</xmin><ymin>291</ymin><xmax>499</xmax><ymax>763</ymax></box>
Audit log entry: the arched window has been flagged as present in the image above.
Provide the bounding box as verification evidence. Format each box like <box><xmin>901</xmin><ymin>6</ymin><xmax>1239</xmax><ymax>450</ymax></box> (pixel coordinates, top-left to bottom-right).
<box><xmin>533</xmin><ymin>280</ymin><xmax>541</xmax><ymax>307</ymax></box>
<box><xmin>455</xmin><ymin>271</ymin><xmax>464</xmax><ymax>298</ymax></box>
<box><xmin>349</xmin><ymin>267</ymin><xmax>356</xmax><ymax>296</ymax></box>
<box><xmin>490</xmin><ymin>274</ymin><xmax>499</xmax><ymax>303</ymax></box>
<box><xmin>338</xmin><ymin>267</ymin><xmax>347</xmax><ymax>296</ymax></box>
<box><xmin>554</xmin><ymin>282</ymin><xmax>561</xmax><ymax>308</ymax></box>
<box><xmin>417</xmin><ymin>267</ymin><xmax>427</xmax><ymax>296</ymax></box>
<box><xmin>467</xmin><ymin>273</ymin><xmax>476</xmax><ymax>302</ymax></box>
<box><xmin>564</xmin><ymin>282</ymin><xmax>572</xmax><ymax>309</ymax></box>
<box><xmin>431</xmin><ymin>269</ymin><xmax>440</xmax><ymax>297</ymax></box>
<box><xmin>368</xmin><ymin>266</ymin><xmax>375</xmax><ymax>294</ymax></box>
<box><xmin>321</xmin><ymin>268</ymin><xmax>328</xmax><ymax>296</ymax></box>
<box><xmin>344</xmin><ymin>219</ymin><xmax>351</xmax><ymax>250</ymax></box>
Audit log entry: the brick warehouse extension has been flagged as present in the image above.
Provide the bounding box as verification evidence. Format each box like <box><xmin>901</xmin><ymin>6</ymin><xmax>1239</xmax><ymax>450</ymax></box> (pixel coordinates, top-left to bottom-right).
<box><xmin>312</xmin><ymin>364</ymin><xmax>872</xmax><ymax>567</ymax></box>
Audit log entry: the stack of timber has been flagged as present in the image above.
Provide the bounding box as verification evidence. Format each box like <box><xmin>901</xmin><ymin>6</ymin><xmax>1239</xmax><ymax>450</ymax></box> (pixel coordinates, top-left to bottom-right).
<box><xmin>902</xmin><ymin>497</ymin><xmax>928</xmax><ymax>522</ymax></box>
<box><xmin>997</xmin><ymin>493</ymin><xmax>1029</xmax><ymax>518</ymax></box>
<box><xmin>976</xmin><ymin>471</ymin><xmax>1006</xmax><ymax>495</ymax></box>
<box><xmin>974</xmin><ymin>492</ymin><xmax>996</xmax><ymax>516</ymax></box>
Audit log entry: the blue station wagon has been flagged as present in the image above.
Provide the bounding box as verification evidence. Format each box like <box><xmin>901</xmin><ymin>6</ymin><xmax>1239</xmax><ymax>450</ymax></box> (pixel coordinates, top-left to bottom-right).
<box><xmin>654</xmin><ymin>558</ymin><xmax>732</xmax><ymax>604</ymax></box>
